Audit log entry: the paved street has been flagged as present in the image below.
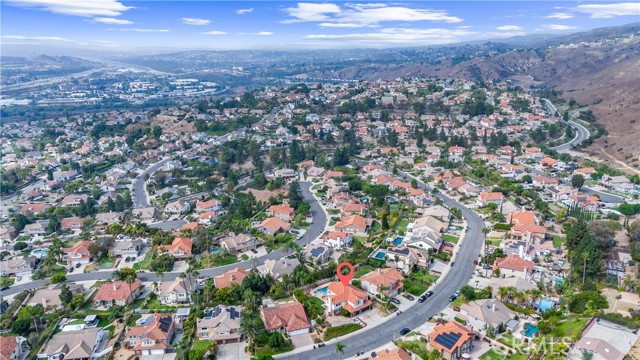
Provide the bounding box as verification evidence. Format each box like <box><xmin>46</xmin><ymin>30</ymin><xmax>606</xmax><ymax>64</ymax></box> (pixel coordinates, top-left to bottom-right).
<box><xmin>132</xmin><ymin>157</ymin><xmax>172</xmax><ymax>208</ymax></box>
<box><xmin>278</xmin><ymin>171</ymin><xmax>486</xmax><ymax>360</ymax></box>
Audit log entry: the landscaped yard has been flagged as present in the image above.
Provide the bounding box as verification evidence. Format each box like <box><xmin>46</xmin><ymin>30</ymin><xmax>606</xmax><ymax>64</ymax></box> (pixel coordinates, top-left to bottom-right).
<box><xmin>442</xmin><ymin>234</ymin><xmax>460</xmax><ymax>243</ymax></box>
<box><xmin>132</xmin><ymin>252</ymin><xmax>152</xmax><ymax>270</ymax></box>
<box><xmin>323</xmin><ymin>323</ymin><xmax>363</xmax><ymax>341</ymax></box>
<box><xmin>405</xmin><ymin>270</ymin><xmax>438</xmax><ymax>296</ymax></box>
<box><xmin>551</xmin><ymin>317</ymin><xmax>588</xmax><ymax>339</ymax></box>
<box><xmin>395</xmin><ymin>338</ymin><xmax>431</xmax><ymax>359</ymax></box>
<box><xmin>552</xmin><ymin>235</ymin><xmax>565</xmax><ymax>248</ymax></box>
<box><xmin>370</xmin><ymin>221</ymin><xmax>381</xmax><ymax>233</ymax></box>
<box><xmin>479</xmin><ymin>348</ymin><xmax>505</xmax><ymax>360</ymax></box>
<box><xmin>354</xmin><ymin>265</ymin><xmax>374</xmax><ymax>278</ymax></box>
<box><xmin>404</xmin><ymin>281</ymin><xmax>429</xmax><ymax>296</ymax></box>
<box><xmin>395</xmin><ymin>219</ymin><xmax>409</xmax><ymax>232</ymax></box>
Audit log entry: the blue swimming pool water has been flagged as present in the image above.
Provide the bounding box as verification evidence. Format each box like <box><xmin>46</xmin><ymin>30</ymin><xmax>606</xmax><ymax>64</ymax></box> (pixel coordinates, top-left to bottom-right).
<box><xmin>523</xmin><ymin>323</ymin><xmax>539</xmax><ymax>338</ymax></box>
<box><xmin>315</xmin><ymin>286</ymin><xmax>329</xmax><ymax>295</ymax></box>
<box><xmin>32</xmin><ymin>249</ymin><xmax>48</xmax><ymax>256</ymax></box>
<box><xmin>393</xmin><ymin>237</ymin><xmax>404</xmax><ymax>245</ymax></box>
<box><xmin>537</xmin><ymin>298</ymin><xmax>554</xmax><ymax>312</ymax></box>
<box><xmin>374</xmin><ymin>251</ymin><xmax>386</xmax><ymax>260</ymax></box>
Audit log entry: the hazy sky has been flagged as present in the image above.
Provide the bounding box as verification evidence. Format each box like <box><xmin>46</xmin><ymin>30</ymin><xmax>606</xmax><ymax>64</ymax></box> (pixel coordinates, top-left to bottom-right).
<box><xmin>1</xmin><ymin>1</ymin><xmax>639</xmax><ymax>52</ymax></box>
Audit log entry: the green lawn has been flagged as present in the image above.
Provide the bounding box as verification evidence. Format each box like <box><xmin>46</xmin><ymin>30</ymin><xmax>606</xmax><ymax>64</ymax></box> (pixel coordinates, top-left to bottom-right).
<box><xmin>210</xmin><ymin>254</ymin><xmax>238</xmax><ymax>267</ymax></box>
<box><xmin>506</xmin><ymin>354</ymin><xmax>528</xmax><ymax>360</ymax></box>
<box><xmin>552</xmin><ymin>235</ymin><xmax>565</xmax><ymax>248</ymax></box>
<box><xmin>323</xmin><ymin>323</ymin><xmax>363</xmax><ymax>341</ymax></box>
<box><xmin>395</xmin><ymin>339</ymin><xmax>431</xmax><ymax>359</ymax></box>
<box><xmin>404</xmin><ymin>281</ymin><xmax>429</xmax><ymax>296</ymax></box>
<box><xmin>354</xmin><ymin>265</ymin><xmax>374</xmax><ymax>278</ymax></box>
<box><xmin>370</xmin><ymin>221</ymin><xmax>382</xmax><ymax>233</ymax></box>
<box><xmin>442</xmin><ymin>234</ymin><xmax>460</xmax><ymax>243</ymax></box>
<box><xmin>487</xmin><ymin>238</ymin><xmax>502</xmax><ymax>247</ymax></box>
<box><xmin>395</xmin><ymin>220</ymin><xmax>409</xmax><ymax>232</ymax></box>
<box><xmin>133</xmin><ymin>252</ymin><xmax>152</xmax><ymax>270</ymax></box>
<box><xmin>0</xmin><ymin>277</ymin><xmax>14</xmax><ymax>287</ymax></box>
<box><xmin>552</xmin><ymin>317</ymin><xmax>588</xmax><ymax>340</ymax></box>
<box><xmin>479</xmin><ymin>348</ymin><xmax>505</xmax><ymax>360</ymax></box>
<box><xmin>451</xmin><ymin>297</ymin><xmax>465</xmax><ymax>307</ymax></box>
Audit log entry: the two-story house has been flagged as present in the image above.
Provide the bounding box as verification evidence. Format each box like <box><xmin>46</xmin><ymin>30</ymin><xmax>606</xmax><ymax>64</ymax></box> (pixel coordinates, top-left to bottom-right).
<box><xmin>321</xmin><ymin>282</ymin><xmax>372</xmax><ymax>317</ymax></box>
<box><xmin>126</xmin><ymin>314</ymin><xmax>174</xmax><ymax>355</ymax></box>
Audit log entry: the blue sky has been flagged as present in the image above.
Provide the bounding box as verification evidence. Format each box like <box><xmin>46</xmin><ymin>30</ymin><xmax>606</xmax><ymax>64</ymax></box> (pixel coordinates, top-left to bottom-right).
<box><xmin>1</xmin><ymin>1</ymin><xmax>639</xmax><ymax>51</ymax></box>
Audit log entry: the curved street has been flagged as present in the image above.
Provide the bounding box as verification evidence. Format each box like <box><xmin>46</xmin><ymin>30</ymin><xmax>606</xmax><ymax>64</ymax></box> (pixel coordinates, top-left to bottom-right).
<box><xmin>542</xmin><ymin>98</ymin><xmax>590</xmax><ymax>153</ymax></box>
<box><xmin>279</xmin><ymin>173</ymin><xmax>486</xmax><ymax>360</ymax></box>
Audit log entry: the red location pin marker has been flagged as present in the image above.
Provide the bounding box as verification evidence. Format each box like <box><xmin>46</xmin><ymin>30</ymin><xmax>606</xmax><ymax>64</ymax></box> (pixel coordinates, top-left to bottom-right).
<box><xmin>337</xmin><ymin>262</ymin><xmax>355</xmax><ymax>286</ymax></box>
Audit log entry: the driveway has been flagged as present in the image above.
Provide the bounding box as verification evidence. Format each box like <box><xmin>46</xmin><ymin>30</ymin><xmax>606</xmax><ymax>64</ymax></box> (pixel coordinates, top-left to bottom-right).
<box><xmin>217</xmin><ymin>342</ymin><xmax>250</xmax><ymax>360</ymax></box>
<box><xmin>290</xmin><ymin>333</ymin><xmax>314</xmax><ymax>348</ymax></box>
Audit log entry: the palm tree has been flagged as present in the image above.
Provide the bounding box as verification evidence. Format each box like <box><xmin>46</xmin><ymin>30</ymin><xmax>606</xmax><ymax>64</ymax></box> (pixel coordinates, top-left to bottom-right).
<box><xmin>497</xmin><ymin>287</ymin><xmax>509</xmax><ymax>301</ymax></box>
<box><xmin>336</xmin><ymin>342</ymin><xmax>346</xmax><ymax>360</ymax></box>
<box><xmin>581</xmin><ymin>349</ymin><xmax>594</xmax><ymax>360</ymax></box>
<box><xmin>240</xmin><ymin>311</ymin><xmax>259</xmax><ymax>349</ymax></box>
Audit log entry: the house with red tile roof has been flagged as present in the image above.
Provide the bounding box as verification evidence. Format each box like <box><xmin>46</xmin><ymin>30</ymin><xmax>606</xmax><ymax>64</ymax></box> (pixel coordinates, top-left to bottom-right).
<box><xmin>196</xmin><ymin>199</ymin><xmax>221</xmax><ymax>212</ymax></box>
<box><xmin>64</xmin><ymin>241</ymin><xmax>93</xmax><ymax>265</ymax></box>
<box><xmin>267</xmin><ymin>203</ymin><xmax>295</xmax><ymax>222</ymax></box>
<box><xmin>533</xmin><ymin>176</ymin><xmax>559</xmax><ymax>187</ymax></box>
<box><xmin>335</xmin><ymin>214</ymin><xmax>368</xmax><ymax>234</ymax></box>
<box><xmin>255</xmin><ymin>217</ymin><xmax>291</xmax><ymax>236</ymax></box>
<box><xmin>198</xmin><ymin>211</ymin><xmax>217</xmax><ymax>224</ymax></box>
<box><xmin>321</xmin><ymin>282</ymin><xmax>372</xmax><ymax>317</ymax></box>
<box><xmin>0</xmin><ymin>336</ymin><xmax>27</xmax><ymax>360</ymax></box>
<box><xmin>427</xmin><ymin>321</ymin><xmax>474</xmax><ymax>360</ymax></box>
<box><xmin>477</xmin><ymin>192</ymin><xmax>505</xmax><ymax>207</ymax></box>
<box><xmin>360</xmin><ymin>268</ymin><xmax>404</xmax><ymax>297</ymax></box>
<box><xmin>214</xmin><ymin>267</ymin><xmax>248</xmax><ymax>289</ymax></box>
<box><xmin>573</xmin><ymin>167</ymin><xmax>596</xmax><ymax>177</ymax></box>
<box><xmin>94</xmin><ymin>279</ymin><xmax>143</xmax><ymax>308</ymax></box>
<box><xmin>375</xmin><ymin>348</ymin><xmax>411</xmax><ymax>360</ymax></box>
<box><xmin>493</xmin><ymin>254</ymin><xmax>535</xmax><ymax>279</ymax></box>
<box><xmin>61</xmin><ymin>217</ymin><xmax>86</xmax><ymax>231</ymax></box>
<box><xmin>162</xmin><ymin>237</ymin><xmax>192</xmax><ymax>259</ymax></box>
<box><xmin>340</xmin><ymin>202</ymin><xmax>366</xmax><ymax>217</ymax></box>
<box><xmin>539</xmin><ymin>157</ymin><xmax>558</xmax><ymax>167</ymax></box>
<box><xmin>323</xmin><ymin>170</ymin><xmax>344</xmax><ymax>181</ymax></box>
<box><xmin>446</xmin><ymin>177</ymin><xmax>467</xmax><ymax>191</ymax></box>
<box><xmin>125</xmin><ymin>314</ymin><xmax>174</xmax><ymax>355</ymax></box>
<box><xmin>18</xmin><ymin>203</ymin><xmax>51</xmax><ymax>216</ymax></box>
<box><xmin>260</xmin><ymin>301</ymin><xmax>311</xmax><ymax>336</ymax></box>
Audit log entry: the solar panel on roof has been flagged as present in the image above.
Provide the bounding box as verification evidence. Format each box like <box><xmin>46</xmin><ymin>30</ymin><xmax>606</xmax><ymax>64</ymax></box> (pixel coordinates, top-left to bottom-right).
<box><xmin>158</xmin><ymin>316</ymin><xmax>172</xmax><ymax>332</ymax></box>
<box><xmin>211</xmin><ymin>306</ymin><xmax>222</xmax><ymax>317</ymax></box>
<box><xmin>228</xmin><ymin>307</ymin><xmax>239</xmax><ymax>319</ymax></box>
<box><xmin>434</xmin><ymin>332</ymin><xmax>462</xmax><ymax>350</ymax></box>
<box><xmin>310</xmin><ymin>247</ymin><xmax>325</xmax><ymax>257</ymax></box>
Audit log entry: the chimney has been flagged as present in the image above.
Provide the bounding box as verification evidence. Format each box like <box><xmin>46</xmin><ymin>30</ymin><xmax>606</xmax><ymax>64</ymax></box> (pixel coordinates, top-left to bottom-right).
<box><xmin>492</xmin><ymin>303</ymin><xmax>496</xmax><ymax>312</ymax></box>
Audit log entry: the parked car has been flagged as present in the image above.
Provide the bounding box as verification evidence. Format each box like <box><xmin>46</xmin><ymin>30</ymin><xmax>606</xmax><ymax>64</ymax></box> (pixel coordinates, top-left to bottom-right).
<box><xmin>418</xmin><ymin>295</ymin><xmax>427</xmax><ymax>303</ymax></box>
<box><xmin>449</xmin><ymin>294</ymin><xmax>458</xmax><ymax>302</ymax></box>
<box><xmin>403</xmin><ymin>294</ymin><xmax>415</xmax><ymax>301</ymax></box>
<box><xmin>399</xmin><ymin>328</ymin><xmax>410</xmax><ymax>336</ymax></box>
<box><xmin>390</xmin><ymin>297</ymin><xmax>401</xmax><ymax>305</ymax></box>
<box><xmin>453</xmin><ymin>306</ymin><xmax>461</xmax><ymax>312</ymax></box>
<box><xmin>0</xmin><ymin>286</ymin><xmax>9</xmax><ymax>291</ymax></box>
<box><xmin>426</xmin><ymin>290</ymin><xmax>434</xmax><ymax>298</ymax></box>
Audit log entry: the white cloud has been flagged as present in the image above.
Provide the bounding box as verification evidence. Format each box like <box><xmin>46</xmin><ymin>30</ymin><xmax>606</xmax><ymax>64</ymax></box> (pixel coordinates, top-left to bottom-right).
<box><xmin>5</xmin><ymin>0</ymin><xmax>131</xmax><ymax>17</ymax></box>
<box><xmin>1</xmin><ymin>35</ymin><xmax>72</xmax><ymax>41</ymax></box>
<box><xmin>305</xmin><ymin>27</ymin><xmax>474</xmax><ymax>44</ymax></box>
<box><xmin>318</xmin><ymin>22</ymin><xmax>378</xmax><ymax>28</ymax></box>
<box><xmin>575</xmin><ymin>2</ymin><xmax>640</xmax><ymax>18</ymax></box>
<box><xmin>538</xmin><ymin>24</ymin><xmax>577</xmax><ymax>31</ymax></box>
<box><xmin>496</xmin><ymin>25</ymin><xmax>523</xmax><ymax>31</ymax></box>
<box><xmin>202</xmin><ymin>31</ymin><xmax>227</xmax><ymax>35</ymax></box>
<box><xmin>283</xmin><ymin>2</ymin><xmax>463</xmax><ymax>26</ymax></box>
<box><xmin>182</xmin><ymin>17</ymin><xmax>210</xmax><ymax>26</ymax></box>
<box><xmin>94</xmin><ymin>17</ymin><xmax>133</xmax><ymax>25</ymax></box>
<box><xmin>254</xmin><ymin>31</ymin><xmax>274</xmax><ymax>36</ymax></box>
<box><xmin>236</xmin><ymin>8</ymin><xmax>254</xmax><ymax>15</ymax></box>
<box><xmin>109</xmin><ymin>28</ymin><xmax>170</xmax><ymax>32</ymax></box>
<box><xmin>544</xmin><ymin>12</ymin><xmax>574</xmax><ymax>19</ymax></box>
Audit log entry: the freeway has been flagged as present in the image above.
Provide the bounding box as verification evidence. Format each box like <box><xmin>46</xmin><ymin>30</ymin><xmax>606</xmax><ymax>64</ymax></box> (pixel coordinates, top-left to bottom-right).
<box><xmin>2</xmin><ymin>181</ymin><xmax>326</xmax><ymax>296</ymax></box>
<box><xmin>280</xmin><ymin>171</ymin><xmax>486</xmax><ymax>360</ymax></box>
<box><xmin>542</xmin><ymin>98</ymin><xmax>590</xmax><ymax>153</ymax></box>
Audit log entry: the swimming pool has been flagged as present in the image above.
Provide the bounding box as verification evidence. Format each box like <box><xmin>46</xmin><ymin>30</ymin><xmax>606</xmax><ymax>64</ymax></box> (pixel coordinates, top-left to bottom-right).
<box><xmin>523</xmin><ymin>323</ymin><xmax>539</xmax><ymax>338</ymax></box>
<box><xmin>31</xmin><ymin>249</ymin><xmax>48</xmax><ymax>257</ymax></box>
<box><xmin>373</xmin><ymin>250</ymin><xmax>386</xmax><ymax>260</ymax></box>
<box><xmin>537</xmin><ymin>298</ymin><xmax>555</xmax><ymax>312</ymax></box>
<box><xmin>315</xmin><ymin>286</ymin><xmax>329</xmax><ymax>295</ymax></box>
<box><xmin>393</xmin><ymin>237</ymin><xmax>404</xmax><ymax>245</ymax></box>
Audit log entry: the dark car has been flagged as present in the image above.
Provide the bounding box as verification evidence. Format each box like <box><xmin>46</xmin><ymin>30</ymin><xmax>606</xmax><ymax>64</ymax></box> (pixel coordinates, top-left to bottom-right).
<box><xmin>418</xmin><ymin>295</ymin><xmax>427</xmax><ymax>303</ymax></box>
<box><xmin>426</xmin><ymin>290</ymin><xmax>434</xmax><ymax>298</ymax></box>
<box><xmin>399</xmin><ymin>328</ymin><xmax>411</xmax><ymax>336</ymax></box>
<box><xmin>0</xmin><ymin>286</ymin><xmax>9</xmax><ymax>291</ymax></box>
<box><xmin>371</xmin><ymin>351</ymin><xmax>377</xmax><ymax>358</ymax></box>
<box><xmin>449</xmin><ymin>294</ymin><xmax>458</xmax><ymax>302</ymax></box>
<box><xmin>390</xmin><ymin>297</ymin><xmax>401</xmax><ymax>305</ymax></box>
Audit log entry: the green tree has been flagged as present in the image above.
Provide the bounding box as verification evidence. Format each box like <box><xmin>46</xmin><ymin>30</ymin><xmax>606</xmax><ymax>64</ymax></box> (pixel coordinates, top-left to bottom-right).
<box><xmin>11</xmin><ymin>318</ymin><xmax>32</xmax><ymax>336</ymax></box>
<box><xmin>51</xmin><ymin>273</ymin><xmax>67</xmax><ymax>284</ymax></box>
<box><xmin>114</xmin><ymin>267</ymin><xmax>137</xmax><ymax>281</ymax></box>
<box><xmin>59</xmin><ymin>284</ymin><xmax>73</xmax><ymax>306</ymax></box>
<box><xmin>336</xmin><ymin>342</ymin><xmax>346</xmax><ymax>360</ymax></box>
<box><xmin>571</xmin><ymin>175</ymin><xmax>585</xmax><ymax>189</ymax></box>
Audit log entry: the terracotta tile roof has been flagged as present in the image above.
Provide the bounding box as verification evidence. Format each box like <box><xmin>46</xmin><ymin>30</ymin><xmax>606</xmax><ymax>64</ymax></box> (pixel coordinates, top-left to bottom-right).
<box><xmin>447</xmin><ymin>177</ymin><xmax>466</xmax><ymax>189</ymax></box>
<box><xmin>95</xmin><ymin>279</ymin><xmax>142</xmax><ymax>302</ymax></box>
<box><xmin>326</xmin><ymin>282</ymin><xmax>369</xmax><ymax>305</ymax></box>
<box><xmin>64</xmin><ymin>240</ymin><xmax>93</xmax><ymax>256</ymax></box>
<box><xmin>196</xmin><ymin>199</ymin><xmax>219</xmax><ymax>210</ymax></box>
<box><xmin>406</xmin><ymin>187</ymin><xmax>424</xmax><ymax>197</ymax></box>
<box><xmin>539</xmin><ymin>157</ymin><xmax>558</xmax><ymax>166</ymax></box>
<box><xmin>258</xmin><ymin>217</ymin><xmax>291</xmax><ymax>233</ymax></box>
<box><xmin>19</xmin><ymin>203</ymin><xmax>50</xmax><ymax>215</ymax></box>
<box><xmin>493</xmin><ymin>254</ymin><xmax>535</xmax><ymax>273</ymax></box>
<box><xmin>375</xmin><ymin>348</ymin><xmax>411</xmax><ymax>360</ymax></box>
<box><xmin>181</xmin><ymin>222</ymin><xmax>199</xmax><ymax>231</ymax></box>
<box><xmin>268</xmin><ymin>204</ymin><xmax>294</xmax><ymax>216</ymax></box>
<box><xmin>360</xmin><ymin>268</ymin><xmax>404</xmax><ymax>290</ymax></box>
<box><xmin>163</xmin><ymin>237</ymin><xmax>192</xmax><ymax>252</ymax></box>
<box><xmin>126</xmin><ymin>314</ymin><xmax>174</xmax><ymax>351</ymax></box>
<box><xmin>508</xmin><ymin>211</ymin><xmax>536</xmax><ymax>226</ymax></box>
<box><xmin>335</xmin><ymin>214</ymin><xmax>367</xmax><ymax>232</ymax></box>
<box><xmin>0</xmin><ymin>336</ymin><xmax>17</xmax><ymax>360</ymax></box>
<box><xmin>261</xmin><ymin>301</ymin><xmax>310</xmax><ymax>333</ymax></box>
<box><xmin>479</xmin><ymin>192</ymin><xmax>504</xmax><ymax>202</ymax></box>
<box><xmin>61</xmin><ymin>217</ymin><xmax>86</xmax><ymax>229</ymax></box>
<box><xmin>214</xmin><ymin>267</ymin><xmax>248</xmax><ymax>289</ymax></box>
